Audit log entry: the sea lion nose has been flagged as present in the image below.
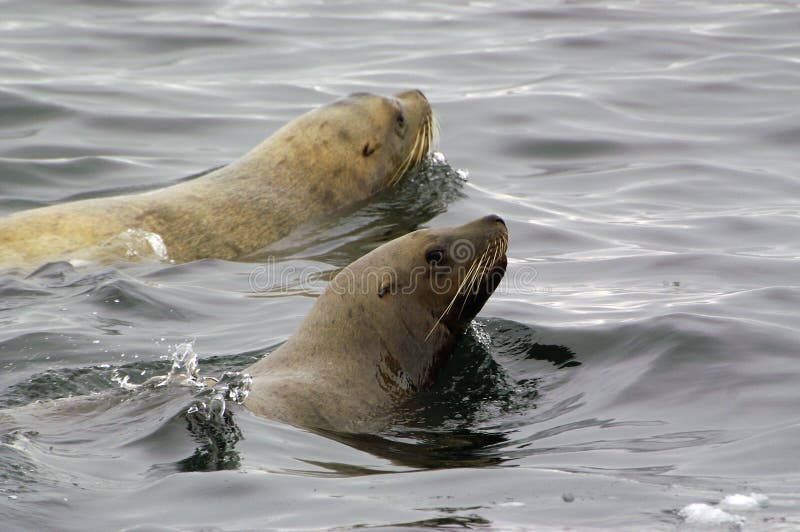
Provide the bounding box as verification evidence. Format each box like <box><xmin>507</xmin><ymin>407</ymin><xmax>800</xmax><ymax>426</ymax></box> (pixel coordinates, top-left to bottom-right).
<box><xmin>484</xmin><ymin>214</ymin><xmax>506</xmax><ymax>227</ymax></box>
<box><xmin>396</xmin><ymin>89</ymin><xmax>427</xmax><ymax>102</ymax></box>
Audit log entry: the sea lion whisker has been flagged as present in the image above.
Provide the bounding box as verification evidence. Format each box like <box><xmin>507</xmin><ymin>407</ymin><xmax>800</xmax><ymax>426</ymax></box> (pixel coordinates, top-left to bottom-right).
<box><xmin>457</xmin><ymin>243</ymin><xmax>497</xmax><ymax>321</ymax></box>
<box><xmin>464</xmin><ymin>240</ymin><xmax>503</xmax><ymax>310</ymax></box>
<box><xmin>401</xmin><ymin>113</ymin><xmax>430</xmax><ymax>182</ymax></box>
<box><xmin>389</xmin><ymin>123</ymin><xmax>422</xmax><ymax>187</ymax></box>
<box><xmin>457</xmin><ymin>249</ymin><xmax>490</xmax><ymax>318</ymax></box>
<box><xmin>431</xmin><ymin>113</ymin><xmax>440</xmax><ymax>151</ymax></box>
<box><xmin>417</xmin><ymin>113</ymin><xmax>432</xmax><ymax>160</ymax></box>
<box><xmin>466</xmin><ymin>248</ymin><xmax>491</xmax><ymax>296</ymax></box>
<box><xmin>458</xmin><ymin>255</ymin><xmax>484</xmax><ymax>302</ymax></box>
<box><xmin>416</xmin><ymin>116</ymin><xmax>431</xmax><ymax>159</ymax></box>
<box><xmin>388</xmin><ymin>152</ymin><xmax>410</xmax><ymax>187</ymax></box>
<box><xmin>488</xmin><ymin>244</ymin><xmax>501</xmax><ymax>283</ymax></box>
<box><xmin>425</xmin><ymin>254</ymin><xmax>482</xmax><ymax>341</ymax></box>
<box><xmin>472</xmin><ymin>246</ymin><xmax>495</xmax><ymax>293</ymax></box>
<box><xmin>409</xmin><ymin>126</ymin><xmax>424</xmax><ymax>167</ymax></box>
<box><xmin>464</xmin><ymin>242</ymin><xmax>502</xmax><ymax>312</ymax></box>
<box><xmin>452</xmin><ymin>255</ymin><xmax>482</xmax><ymax>306</ymax></box>
<box><xmin>385</xmin><ymin>104</ymin><xmax>432</xmax><ymax>188</ymax></box>
<box><xmin>483</xmin><ymin>240</ymin><xmax>502</xmax><ymax>271</ymax></box>
<box><xmin>424</xmin><ymin>114</ymin><xmax>434</xmax><ymax>155</ymax></box>
<box><xmin>417</xmin><ymin>122</ymin><xmax>428</xmax><ymax>164</ymax></box>
<box><xmin>395</xmin><ymin>147</ymin><xmax>415</xmax><ymax>185</ymax></box>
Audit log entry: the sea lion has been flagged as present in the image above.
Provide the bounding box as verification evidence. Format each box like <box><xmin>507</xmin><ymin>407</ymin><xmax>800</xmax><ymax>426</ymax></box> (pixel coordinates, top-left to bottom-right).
<box><xmin>0</xmin><ymin>90</ymin><xmax>434</xmax><ymax>268</ymax></box>
<box><xmin>243</xmin><ymin>215</ymin><xmax>508</xmax><ymax>433</ymax></box>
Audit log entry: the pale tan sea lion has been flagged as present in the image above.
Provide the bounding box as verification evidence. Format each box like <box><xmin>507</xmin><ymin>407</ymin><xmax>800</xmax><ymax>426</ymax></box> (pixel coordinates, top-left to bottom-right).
<box><xmin>0</xmin><ymin>90</ymin><xmax>433</xmax><ymax>268</ymax></box>
<box><xmin>243</xmin><ymin>215</ymin><xmax>508</xmax><ymax>433</ymax></box>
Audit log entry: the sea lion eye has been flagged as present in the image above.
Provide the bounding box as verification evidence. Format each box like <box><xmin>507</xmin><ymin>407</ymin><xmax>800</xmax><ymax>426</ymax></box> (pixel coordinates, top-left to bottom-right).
<box><xmin>396</xmin><ymin>112</ymin><xmax>405</xmax><ymax>128</ymax></box>
<box><xmin>425</xmin><ymin>248</ymin><xmax>445</xmax><ymax>265</ymax></box>
<box><xmin>362</xmin><ymin>142</ymin><xmax>376</xmax><ymax>157</ymax></box>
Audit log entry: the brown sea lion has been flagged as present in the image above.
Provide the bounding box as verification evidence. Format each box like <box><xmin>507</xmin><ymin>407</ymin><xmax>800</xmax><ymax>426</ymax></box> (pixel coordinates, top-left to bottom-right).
<box><xmin>243</xmin><ymin>215</ymin><xmax>508</xmax><ymax>433</ymax></box>
<box><xmin>0</xmin><ymin>90</ymin><xmax>433</xmax><ymax>268</ymax></box>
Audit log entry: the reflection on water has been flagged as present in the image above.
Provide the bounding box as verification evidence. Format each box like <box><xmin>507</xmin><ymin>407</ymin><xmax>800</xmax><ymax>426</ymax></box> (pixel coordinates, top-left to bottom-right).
<box><xmin>176</xmin><ymin>402</ymin><xmax>243</xmax><ymax>473</ymax></box>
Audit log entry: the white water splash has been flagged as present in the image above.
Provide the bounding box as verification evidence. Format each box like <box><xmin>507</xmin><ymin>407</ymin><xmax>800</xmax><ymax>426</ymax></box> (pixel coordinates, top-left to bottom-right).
<box><xmin>719</xmin><ymin>493</ymin><xmax>768</xmax><ymax>512</ymax></box>
<box><xmin>470</xmin><ymin>320</ymin><xmax>491</xmax><ymax>347</ymax></box>
<box><xmin>111</xmin><ymin>342</ymin><xmax>203</xmax><ymax>391</ymax></box>
<box><xmin>431</xmin><ymin>151</ymin><xmax>448</xmax><ymax>165</ymax></box>
<box><xmin>158</xmin><ymin>341</ymin><xmax>203</xmax><ymax>387</ymax></box>
<box><xmin>110</xmin><ymin>341</ymin><xmax>252</xmax><ymax>425</ymax></box>
<box><xmin>679</xmin><ymin>492</ymin><xmax>769</xmax><ymax>527</ymax></box>
<box><xmin>186</xmin><ymin>371</ymin><xmax>252</xmax><ymax>424</ymax></box>
<box><xmin>430</xmin><ymin>151</ymin><xmax>469</xmax><ymax>181</ymax></box>
<box><xmin>215</xmin><ymin>371</ymin><xmax>252</xmax><ymax>404</ymax></box>
<box><xmin>118</xmin><ymin>228</ymin><xmax>170</xmax><ymax>261</ymax></box>
<box><xmin>679</xmin><ymin>503</ymin><xmax>744</xmax><ymax>526</ymax></box>
<box><xmin>110</xmin><ymin>371</ymin><xmax>141</xmax><ymax>391</ymax></box>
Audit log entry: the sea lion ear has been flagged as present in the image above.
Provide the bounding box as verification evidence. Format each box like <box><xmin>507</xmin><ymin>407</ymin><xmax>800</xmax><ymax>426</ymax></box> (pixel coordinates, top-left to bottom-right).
<box><xmin>363</xmin><ymin>142</ymin><xmax>380</xmax><ymax>157</ymax></box>
<box><xmin>378</xmin><ymin>280</ymin><xmax>393</xmax><ymax>298</ymax></box>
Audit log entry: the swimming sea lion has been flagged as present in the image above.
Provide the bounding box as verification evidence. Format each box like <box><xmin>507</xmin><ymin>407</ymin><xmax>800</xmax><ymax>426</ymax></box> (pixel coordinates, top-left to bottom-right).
<box><xmin>243</xmin><ymin>215</ymin><xmax>508</xmax><ymax>433</ymax></box>
<box><xmin>0</xmin><ymin>90</ymin><xmax>434</xmax><ymax>268</ymax></box>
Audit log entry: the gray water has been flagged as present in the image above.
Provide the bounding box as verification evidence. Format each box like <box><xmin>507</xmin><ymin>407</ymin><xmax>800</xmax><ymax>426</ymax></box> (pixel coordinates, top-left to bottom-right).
<box><xmin>2</xmin><ymin>1</ymin><xmax>800</xmax><ymax>530</ymax></box>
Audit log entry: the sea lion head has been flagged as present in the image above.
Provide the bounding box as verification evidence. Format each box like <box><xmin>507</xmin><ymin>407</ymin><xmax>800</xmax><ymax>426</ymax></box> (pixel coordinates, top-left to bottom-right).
<box><xmin>368</xmin><ymin>214</ymin><xmax>508</xmax><ymax>338</ymax></box>
<box><xmin>316</xmin><ymin>215</ymin><xmax>508</xmax><ymax>392</ymax></box>
<box><xmin>345</xmin><ymin>89</ymin><xmax>434</xmax><ymax>189</ymax></box>
<box><xmin>267</xmin><ymin>90</ymin><xmax>434</xmax><ymax>203</ymax></box>
<box><xmin>242</xmin><ymin>215</ymin><xmax>508</xmax><ymax>431</ymax></box>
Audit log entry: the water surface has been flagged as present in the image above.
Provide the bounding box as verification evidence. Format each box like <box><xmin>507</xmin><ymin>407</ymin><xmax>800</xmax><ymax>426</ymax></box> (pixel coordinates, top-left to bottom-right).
<box><xmin>2</xmin><ymin>1</ymin><xmax>800</xmax><ymax>530</ymax></box>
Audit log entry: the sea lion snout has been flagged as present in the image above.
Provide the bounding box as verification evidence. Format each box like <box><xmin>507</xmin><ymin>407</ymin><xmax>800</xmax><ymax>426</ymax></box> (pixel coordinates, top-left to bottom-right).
<box><xmin>395</xmin><ymin>89</ymin><xmax>428</xmax><ymax>104</ymax></box>
<box><xmin>454</xmin><ymin>215</ymin><xmax>509</xmax><ymax>255</ymax></box>
<box><xmin>396</xmin><ymin>88</ymin><xmax>426</xmax><ymax>99</ymax></box>
<box><xmin>394</xmin><ymin>89</ymin><xmax>432</xmax><ymax>120</ymax></box>
<box><xmin>483</xmin><ymin>214</ymin><xmax>506</xmax><ymax>227</ymax></box>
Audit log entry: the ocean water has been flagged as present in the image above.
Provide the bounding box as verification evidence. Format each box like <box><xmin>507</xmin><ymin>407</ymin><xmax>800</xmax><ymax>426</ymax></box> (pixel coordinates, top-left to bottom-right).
<box><xmin>2</xmin><ymin>1</ymin><xmax>800</xmax><ymax>530</ymax></box>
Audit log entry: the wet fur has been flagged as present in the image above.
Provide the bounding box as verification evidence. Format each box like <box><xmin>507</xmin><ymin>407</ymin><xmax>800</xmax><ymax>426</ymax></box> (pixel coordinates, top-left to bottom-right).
<box><xmin>0</xmin><ymin>91</ymin><xmax>433</xmax><ymax>268</ymax></box>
